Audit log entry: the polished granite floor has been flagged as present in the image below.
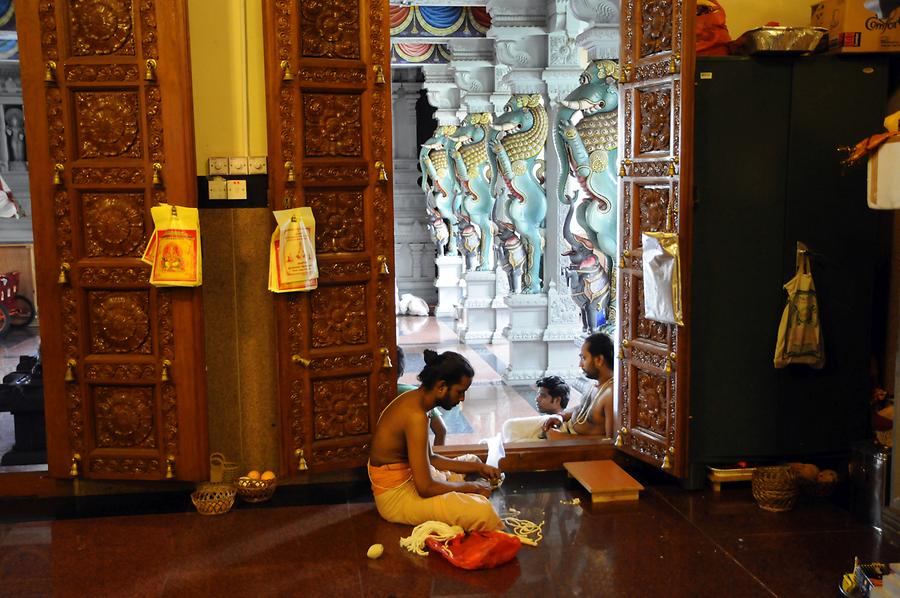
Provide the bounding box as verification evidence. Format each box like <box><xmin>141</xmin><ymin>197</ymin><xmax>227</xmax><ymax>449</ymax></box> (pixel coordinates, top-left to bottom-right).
<box><xmin>1</xmin><ymin>467</ymin><xmax>897</xmax><ymax>597</ymax></box>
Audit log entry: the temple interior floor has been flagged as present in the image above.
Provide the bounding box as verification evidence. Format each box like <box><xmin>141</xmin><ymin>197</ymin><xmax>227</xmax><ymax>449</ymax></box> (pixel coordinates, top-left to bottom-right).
<box><xmin>398</xmin><ymin>316</ymin><xmax>573</xmax><ymax>445</ymax></box>
<box><xmin>2</xmin><ymin>466</ymin><xmax>897</xmax><ymax>597</ymax></box>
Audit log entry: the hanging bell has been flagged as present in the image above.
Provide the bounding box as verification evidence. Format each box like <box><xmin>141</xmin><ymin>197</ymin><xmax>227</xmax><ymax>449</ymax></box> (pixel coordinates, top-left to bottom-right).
<box><xmin>165</xmin><ymin>455</ymin><xmax>176</xmax><ymax>479</ymax></box>
<box><xmin>380</xmin><ymin>348</ymin><xmax>393</xmax><ymax>369</ymax></box>
<box><xmin>669</xmin><ymin>53</ymin><xmax>680</xmax><ymax>75</ymax></box>
<box><xmin>64</xmin><ymin>359</ymin><xmax>77</xmax><ymax>382</ymax></box>
<box><xmin>280</xmin><ymin>60</ymin><xmax>294</xmax><ymax>82</ymax></box>
<box><xmin>665</xmin><ymin>352</ymin><xmax>676</xmax><ymax>376</ymax></box>
<box><xmin>161</xmin><ymin>359</ymin><xmax>172</xmax><ymax>382</ymax></box>
<box><xmin>375</xmin><ymin>160</ymin><xmax>388</xmax><ymax>182</ymax></box>
<box><xmin>295</xmin><ymin>448</ymin><xmax>309</xmax><ymax>471</ymax></box>
<box><xmin>668</xmin><ymin>157</ymin><xmax>679</xmax><ymax>177</ymax></box>
<box><xmin>53</xmin><ymin>163</ymin><xmax>64</xmax><ymax>186</ymax></box>
<box><xmin>44</xmin><ymin>60</ymin><xmax>57</xmax><ymax>84</ymax></box>
<box><xmin>377</xmin><ymin>255</ymin><xmax>390</xmax><ymax>275</ymax></box>
<box><xmin>144</xmin><ymin>58</ymin><xmax>158</xmax><ymax>82</ymax></box>
<box><xmin>373</xmin><ymin>64</ymin><xmax>386</xmax><ymax>85</ymax></box>
<box><xmin>614</xmin><ymin>430</ymin><xmax>624</xmax><ymax>447</ymax></box>
<box><xmin>661</xmin><ymin>451</ymin><xmax>672</xmax><ymax>470</ymax></box>
<box><xmin>152</xmin><ymin>163</ymin><xmax>163</xmax><ymax>186</ymax></box>
<box><xmin>58</xmin><ymin>262</ymin><xmax>70</xmax><ymax>285</ymax></box>
<box><xmin>618</xmin><ymin>161</ymin><xmax>626</xmax><ymax>177</ymax></box>
<box><xmin>69</xmin><ymin>453</ymin><xmax>81</xmax><ymax>477</ymax></box>
<box><xmin>285</xmin><ymin>161</ymin><xmax>296</xmax><ymax>183</ymax></box>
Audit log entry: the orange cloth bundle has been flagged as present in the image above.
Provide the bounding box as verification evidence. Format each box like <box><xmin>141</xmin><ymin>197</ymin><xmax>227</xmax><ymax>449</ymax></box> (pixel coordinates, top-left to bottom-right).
<box><xmin>696</xmin><ymin>0</ymin><xmax>731</xmax><ymax>56</ymax></box>
<box><xmin>425</xmin><ymin>531</ymin><xmax>521</xmax><ymax>570</ymax></box>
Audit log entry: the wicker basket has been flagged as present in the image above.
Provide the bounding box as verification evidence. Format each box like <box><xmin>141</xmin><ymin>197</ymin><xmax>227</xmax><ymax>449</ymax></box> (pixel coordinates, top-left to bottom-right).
<box><xmin>234</xmin><ymin>477</ymin><xmax>277</xmax><ymax>503</ymax></box>
<box><xmin>752</xmin><ymin>466</ymin><xmax>799</xmax><ymax>512</ymax></box>
<box><xmin>191</xmin><ymin>483</ymin><xmax>236</xmax><ymax>515</ymax></box>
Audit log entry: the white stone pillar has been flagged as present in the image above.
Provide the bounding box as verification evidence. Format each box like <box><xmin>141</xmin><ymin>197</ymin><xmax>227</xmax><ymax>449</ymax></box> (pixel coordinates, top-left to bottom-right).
<box><xmin>435</xmin><ymin>255</ymin><xmax>465</xmax><ymax>317</ymax></box>
<box><xmin>571</xmin><ymin>0</ymin><xmax>621</xmax><ymax>61</ymax></box>
<box><xmin>392</xmin><ymin>81</ymin><xmax>437</xmax><ymax>304</ymax></box>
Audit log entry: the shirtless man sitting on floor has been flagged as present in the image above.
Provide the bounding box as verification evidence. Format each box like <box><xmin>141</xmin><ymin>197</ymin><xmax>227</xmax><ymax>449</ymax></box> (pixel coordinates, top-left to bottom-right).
<box><xmin>542</xmin><ymin>332</ymin><xmax>615</xmax><ymax>440</ymax></box>
<box><xmin>368</xmin><ymin>349</ymin><xmax>502</xmax><ymax>531</ymax></box>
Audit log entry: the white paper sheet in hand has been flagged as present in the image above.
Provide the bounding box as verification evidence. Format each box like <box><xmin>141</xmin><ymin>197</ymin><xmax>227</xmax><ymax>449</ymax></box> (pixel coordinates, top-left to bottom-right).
<box><xmin>485</xmin><ymin>433</ymin><xmax>505</xmax><ymax>469</ymax></box>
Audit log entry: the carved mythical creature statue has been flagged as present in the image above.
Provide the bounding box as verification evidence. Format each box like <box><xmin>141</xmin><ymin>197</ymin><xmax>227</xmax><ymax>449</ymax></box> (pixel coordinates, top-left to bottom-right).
<box><xmin>562</xmin><ymin>196</ymin><xmax>610</xmax><ymax>332</ymax></box>
<box><xmin>426</xmin><ymin>206</ymin><xmax>450</xmax><ymax>257</ymax></box>
<box><xmin>449</xmin><ymin>113</ymin><xmax>496</xmax><ymax>270</ymax></box>
<box><xmin>495</xmin><ymin>220</ymin><xmax>526</xmax><ymax>294</ymax></box>
<box><xmin>420</xmin><ymin>125</ymin><xmax>463</xmax><ymax>256</ymax></box>
<box><xmin>554</xmin><ymin>60</ymin><xmax>620</xmax><ymax>320</ymax></box>
<box><xmin>458</xmin><ymin>214</ymin><xmax>482</xmax><ymax>271</ymax></box>
<box><xmin>490</xmin><ymin>94</ymin><xmax>548</xmax><ymax>294</ymax></box>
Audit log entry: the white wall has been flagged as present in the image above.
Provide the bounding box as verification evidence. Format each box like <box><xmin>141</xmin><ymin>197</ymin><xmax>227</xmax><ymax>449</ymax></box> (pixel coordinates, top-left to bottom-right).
<box><xmin>718</xmin><ymin>0</ymin><xmax>814</xmax><ymax>38</ymax></box>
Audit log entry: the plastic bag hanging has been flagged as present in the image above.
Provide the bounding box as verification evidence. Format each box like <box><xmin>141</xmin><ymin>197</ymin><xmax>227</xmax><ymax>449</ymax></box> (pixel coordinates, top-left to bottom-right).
<box><xmin>641</xmin><ymin>232</ymin><xmax>684</xmax><ymax>326</ymax></box>
<box><xmin>269</xmin><ymin>207</ymin><xmax>318</xmax><ymax>293</ymax></box>
<box><xmin>774</xmin><ymin>243</ymin><xmax>824</xmax><ymax>369</ymax></box>
<box><xmin>142</xmin><ymin>204</ymin><xmax>202</xmax><ymax>287</ymax></box>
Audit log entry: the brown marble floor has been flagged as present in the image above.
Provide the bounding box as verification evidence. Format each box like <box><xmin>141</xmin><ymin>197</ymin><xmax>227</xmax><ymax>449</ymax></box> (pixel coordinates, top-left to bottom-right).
<box><xmin>1</xmin><ymin>469</ymin><xmax>897</xmax><ymax>597</ymax></box>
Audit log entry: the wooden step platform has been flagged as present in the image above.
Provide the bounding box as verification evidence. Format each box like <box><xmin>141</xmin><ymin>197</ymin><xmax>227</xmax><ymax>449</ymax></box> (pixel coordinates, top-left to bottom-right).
<box><xmin>564</xmin><ymin>460</ymin><xmax>644</xmax><ymax>503</ymax></box>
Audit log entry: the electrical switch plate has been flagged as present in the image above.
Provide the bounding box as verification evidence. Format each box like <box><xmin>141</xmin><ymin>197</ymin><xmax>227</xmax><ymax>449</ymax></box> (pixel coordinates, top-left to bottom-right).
<box><xmin>228</xmin><ymin>156</ymin><xmax>249</xmax><ymax>175</ymax></box>
<box><xmin>208</xmin><ymin>157</ymin><xmax>228</xmax><ymax>176</ymax></box>
<box><xmin>226</xmin><ymin>179</ymin><xmax>248</xmax><ymax>200</ymax></box>
<box><xmin>249</xmin><ymin>156</ymin><xmax>268</xmax><ymax>174</ymax></box>
<box><xmin>207</xmin><ymin>176</ymin><xmax>227</xmax><ymax>200</ymax></box>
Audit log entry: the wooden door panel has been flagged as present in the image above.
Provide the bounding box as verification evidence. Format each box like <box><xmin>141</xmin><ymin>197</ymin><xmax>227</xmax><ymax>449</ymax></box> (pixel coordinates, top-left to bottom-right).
<box><xmin>617</xmin><ymin>0</ymin><xmax>694</xmax><ymax>477</ymax></box>
<box><xmin>19</xmin><ymin>0</ymin><xmax>207</xmax><ymax>480</ymax></box>
<box><xmin>264</xmin><ymin>0</ymin><xmax>396</xmax><ymax>474</ymax></box>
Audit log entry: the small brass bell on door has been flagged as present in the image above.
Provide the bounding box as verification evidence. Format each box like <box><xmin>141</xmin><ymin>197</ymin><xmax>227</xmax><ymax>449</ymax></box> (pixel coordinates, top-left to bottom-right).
<box><xmin>377</xmin><ymin>255</ymin><xmax>390</xmax><ymax>275</ymax></box>
<box><xmin>161</xmin><ymin>359</ymin><xmax>172</xmax><ymax>382</ymax></box>
<box><xmin>166</xmin><ymin>455</ymin><xmax>176</xmax><ymax>479</ymax></box>
<box><xmin>375</xmin><ymin>161</ymin><xmax>388</xmax><ymax>181</ymax></box>
<box><xmin>58</xmin><ymin>262</ymin><xmax>70</xmax><ymax>285</ymax></box>
<box><xmin>152</xmin><ymin>163</ymin><xmax>163</xmax><ymax>186</ymax></box>
<box><xmin>373</xmin><ymin>65</ymin><xmax>386</xmax><ymax>85</ymax></box>
<box><xmin>661</xmin><ymin>447</ymin><xmax>674</xmax><ymax>471</ymax></box>
<box><xmin>44</xmin><ymin>60</ymin><xmax>56</xmax><ymax>84</ymax></box>
<box><xmin>280</xmin><ymin>60</ymin><xmax>294</xmax><ymax>82</ymax></box>
<box><xmin>64</xmin><ymin>359</ymin><xmax>77</xmax><ymax>382</ymax></box>
<box><xmin>144</xmin><ymin>58</ymin><xmax>158</xmax><ymax>82</ymax></box>
<box><xmin>294</xmin><ymin>448</ymin><xmax>309</xmax><ymax>471</ymax></box>
<box><xmin>380</xmin><ymin>348</ymin><xmax>393</xmax><ymax>369</ymax></box>
<box><xmin>285</xmin><ymin>161</ymin><xmax>296</xmax><ymax>183</ymax></box>
<box><xmin>69</xmin><ymin>453</ymin><xmax>81</xmax><ymax>477</ymax></box>
<box><xmin>53</xmin><ymin>163</ymin><xmax>64</xmax><ymax>186</ymax></box>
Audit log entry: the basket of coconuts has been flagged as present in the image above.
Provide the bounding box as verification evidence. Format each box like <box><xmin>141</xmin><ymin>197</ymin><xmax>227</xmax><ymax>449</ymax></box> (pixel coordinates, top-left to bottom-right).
<box><xmin>234</xmin><ymin>469</ymin><xmax>278</xmax><ymax>503</ymax></box>
<box><xmin>789</xmin><ymin>462</ymin><xmax>838</xmax><ymax>497</ymax></box>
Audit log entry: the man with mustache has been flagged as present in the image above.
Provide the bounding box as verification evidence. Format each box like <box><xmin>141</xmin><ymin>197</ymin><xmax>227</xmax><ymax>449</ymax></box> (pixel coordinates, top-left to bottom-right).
<box><xmin>369</xmin><ymin>349</ymin><xmax>502</xmax><ymax>530</ymax></box>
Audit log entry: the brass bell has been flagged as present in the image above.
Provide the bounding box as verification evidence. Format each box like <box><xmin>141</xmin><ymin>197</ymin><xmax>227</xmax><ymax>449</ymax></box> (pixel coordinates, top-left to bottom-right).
<box><xmin>161</xmin><ymin>359</ymin><xmax>172</xmax><ymax>382</ymax></box>
<box><xmin>69</xmin><ymin>453</ymin><xmax>81</xmax><ymax>477</ymax></box>
<box><xmin>373</xmin><ymin>64</ymin><xmax>386</xmax><ymax>85</ymax></box>
<box><xmin>152</xmin><ymin>163</ymin><xmax>163</xmax><ymax>186</ymax></box>
<box><xmin>380</xmin><ymin>348</ymin><xmax>393</xmax><ymax>369</ymax></box>
<box><xmin>64</xmin><ymin>359</ymin><xmax>77</xmax><ymax>382</ymax></box>
<box><xmin>665</xmin><ymin>352</ymin><xmax>676</xmax><ymax>376</ymax></box>
<box><xmin>44</xmin><ymin>60</ymin><xmax>57</xmax><ymax>84</ymax></box>
<box><xmin>661</xmin><ymin>447</ymin><xmax>674</xmax><ymax>471</ymax></box>
<box><xmin>618</xmin><ymin>161</ymin><xmax>626</xmax><ymax>177</ymax></box>
<box><xmin>668</xmin><ymin>157</ymin><xmax>678</xmax><ymax>177</ymax></box>
<box><xmin>58</xmin><ymin>262</ymin><xmax>70</xmax><ymax>285</ymax></box>
<box><xmin>285</xmin><ymin>161</ymin><xmax>296</xmax><ymax>183</ymax></box>
<box><xmin>377</xmin><ymin>255</ymin><xmax>390</xmax><ymax>275</ymax></box>
<box><xmin>295</xmin><ymin>448</ymin><xmax>309</xmax><ymax>471</ymax></box>
<box><xmin>669</xmin><ymin>53</ymin><xmax>680</xmax><ymax>75</ymax></box>
<box><xmin>144</xmin><ymin>58</ymin><xmax>157</xmax><ymax>82</ymax></box>
<box><xmin>53</xmin><ymin>163</ymin><xmax>64</xmax><ymax>186</ymax></box>
<box><xmin>165</xmin><ymin>455</ymin><xmax>176</xmax><ymax>479</ymax></box>
<box><xmin>280</xmin><ymin>60</ymin><xmax>294</xmax><ymax>82</ymax></box>
<box><xmin>375</xmin><ymin>161</ymin><xmax>388</xmax><ymax>182</ymax></box>
<box><xmin>614</xmin><ymin>430</ymin><xmax>624</xmax><ymax>447</ymax></box>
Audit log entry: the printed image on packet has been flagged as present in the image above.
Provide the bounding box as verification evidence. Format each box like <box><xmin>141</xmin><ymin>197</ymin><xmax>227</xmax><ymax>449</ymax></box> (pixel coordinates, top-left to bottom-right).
<box><xmin>269</xmin><ymin>207</ymin><xmax>318</xmax><ymax>293</ymax></box>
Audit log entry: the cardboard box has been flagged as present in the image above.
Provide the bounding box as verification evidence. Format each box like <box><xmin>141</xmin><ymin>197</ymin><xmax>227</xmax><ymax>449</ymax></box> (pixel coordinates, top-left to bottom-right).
<box><xmin>811</xmin><ymin>0</ymin><xmax>900</xmax><ymax>52</ymax></box>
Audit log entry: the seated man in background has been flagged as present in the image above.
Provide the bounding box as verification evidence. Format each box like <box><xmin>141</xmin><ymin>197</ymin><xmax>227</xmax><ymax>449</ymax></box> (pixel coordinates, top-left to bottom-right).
<box><xmin>397</xmin><ymin>346</ymin><xmax>447</xmax><ymax>445</ymax></box>
<box><xmin>543</xmin><ymin>332</ymin><xmax>614</xmax><ymax>439</ymax></box>
<box><xmin>369</xmin><ymin>349</ymin><xmax>502</xmax><ymax>531</ymax></box>
<box><xmin>501</xmin><ymin>376</ymin><xmax>571</xmax><ymax>442</ymax></box>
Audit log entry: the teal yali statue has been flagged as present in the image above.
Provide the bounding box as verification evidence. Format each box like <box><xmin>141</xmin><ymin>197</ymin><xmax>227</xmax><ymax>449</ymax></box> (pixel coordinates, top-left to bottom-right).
<box><xmin>420</xmin><ymin>125</ymin><xmax>463</xmax><ymax>257</ymax></box>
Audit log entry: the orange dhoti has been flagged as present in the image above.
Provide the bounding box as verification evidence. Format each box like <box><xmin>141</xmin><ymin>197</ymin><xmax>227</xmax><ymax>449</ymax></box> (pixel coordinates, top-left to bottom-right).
<box><xmin>367</xmin><ymin>460</ymin><xmax>501</xmax><ymax>532</ymax></box>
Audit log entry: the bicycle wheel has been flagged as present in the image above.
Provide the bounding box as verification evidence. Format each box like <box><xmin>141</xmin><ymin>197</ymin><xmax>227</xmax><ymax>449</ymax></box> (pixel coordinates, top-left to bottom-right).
<box><xmin>9</xmin><ymin>294</ymin><xmax>34</xmax><ymax>327</ymax></box>
<box><xmin>0</xmin><ymin>304</ymin><xmax>10</xmax><ymax>337</ymax></box>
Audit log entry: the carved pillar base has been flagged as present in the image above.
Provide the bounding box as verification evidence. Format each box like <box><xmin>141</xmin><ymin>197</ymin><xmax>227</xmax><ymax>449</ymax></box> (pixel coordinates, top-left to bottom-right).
<box><xmin>434</xmin><ymin>255</ymin><xmax>464</xmax><ymax>318</ymax></box>
<box><xmin>492</xmin><ymin>270</ymin><xmax>510</xmax><ymax>344</ymax></box>
<box><xmin>457</xmin><ymin>271</ymin><xmax>500</xmax><ymax>344</ymax></box>
<box><xmin>501</xmin><ymin>293</ymin><xmax>548</xmax><ymax>386</ymax></box>
<box><xmin>543</xmin><ymin>283</ymin><xmax>586</xmax><ymax>380</ymax></box>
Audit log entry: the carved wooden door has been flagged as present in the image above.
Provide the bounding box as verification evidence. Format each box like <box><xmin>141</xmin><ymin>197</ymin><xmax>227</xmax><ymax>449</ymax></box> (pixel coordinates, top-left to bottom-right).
<box><xmin>263</xmin><ymin>1</ymin><xmax>396</xmax><ymax>474</ymax></box>
<box><xmin>616</xmin><ymin>0</ymin><xmax>695</xmax><ymax>477</ymax></box>
<box><xmin>18</xmin><ymin>0</ymin><xmax>208</xmax><ymax>480</ymax></box>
